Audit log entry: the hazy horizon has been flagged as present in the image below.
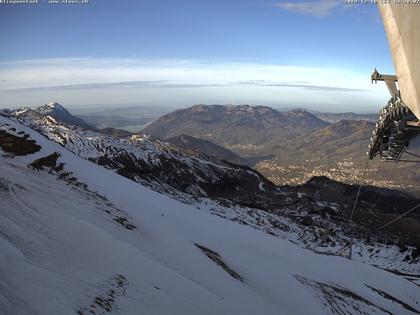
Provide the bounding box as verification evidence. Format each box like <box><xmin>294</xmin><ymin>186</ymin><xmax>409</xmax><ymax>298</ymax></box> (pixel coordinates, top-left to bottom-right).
<box><xmin>3</xmin><ymin>101</ymin><xmax>381</xmax><ymax>115</ymax></box>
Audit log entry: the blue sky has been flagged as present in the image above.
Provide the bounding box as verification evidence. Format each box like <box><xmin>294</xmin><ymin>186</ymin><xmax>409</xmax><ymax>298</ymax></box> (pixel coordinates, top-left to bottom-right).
<box><xmin>0</xmin><ymin>0</ymin><xmax>395</xmax><ymax>112</ymax></box>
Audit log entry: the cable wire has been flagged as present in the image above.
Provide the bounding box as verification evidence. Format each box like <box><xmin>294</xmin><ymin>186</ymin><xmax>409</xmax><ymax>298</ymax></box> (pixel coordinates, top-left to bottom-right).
<box><xmin>347</xmin><ymin>159</ymin><xmax>370</xmax><ymax>260</ymax></box>
<box><xmin>405</xmin><ymin>151</ymin><xmax>420</xmax><ymax>159</ymax></box>
<box><xmin>397</xmin><ymin>160</ymin><xmax>420</xmax><ymax>163</ymax></box>
<box><xmin>377</xmin><ymin>203</ymin><xmax>420</xmax><ymax>230</ymax></box>
<box><xmin>348</xmin><ymin>159</ymin><xmax>370</xmax><ymax>223</ymax></box>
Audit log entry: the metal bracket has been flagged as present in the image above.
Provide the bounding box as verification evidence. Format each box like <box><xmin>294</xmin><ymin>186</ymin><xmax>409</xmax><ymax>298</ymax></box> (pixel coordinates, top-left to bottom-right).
<box><xmin>371</xmin><ymin>68</ymin><xmax>399</xmax><ymax>99</ymax></box>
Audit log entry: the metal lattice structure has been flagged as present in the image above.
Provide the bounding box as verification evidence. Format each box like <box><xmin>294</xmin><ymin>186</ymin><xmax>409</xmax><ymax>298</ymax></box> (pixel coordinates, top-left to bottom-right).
<box><xmin>368</xmin><ymin>96</ymin><xmax>419</xmax><ymax>162</ymax></box>
<box><xmin>368</xmin><ymin>4</ymin><xmax>420</xmax><ymax>163</ymax></box>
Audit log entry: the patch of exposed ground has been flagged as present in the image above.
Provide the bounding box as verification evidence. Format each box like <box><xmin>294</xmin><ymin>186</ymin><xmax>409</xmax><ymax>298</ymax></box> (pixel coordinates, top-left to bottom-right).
<box><xmin>78</xmin><ymin>274</ymin><xmax>128</xmax><ymax>314</ymax></box>
<box><xmin>366</xmin><ymin>284</ymin><xmax>420</xmax><ymax>314</ymax></box>
<box><xmin>29</xmin><ymin>152</ymin><xmax>63</xmax><ymax>172</ymax></box>
<box><xmin>0</xmin><ymin>177</ymin><xmax>10</xmax><ymax>192</ymax></box>
<box><xmin>295</xmin><ymin>275</ymin><xmax>393</xmax><ymax>315</ymax></box>
<box><xmin>195</xmin><ymin>243</ymin><xmax>243</xmax><ymax>282</ymax></box>
<box><xmin>0</xmin><ymin>129</ymin><xmax>41</xmax><ymax>156</ymax></box>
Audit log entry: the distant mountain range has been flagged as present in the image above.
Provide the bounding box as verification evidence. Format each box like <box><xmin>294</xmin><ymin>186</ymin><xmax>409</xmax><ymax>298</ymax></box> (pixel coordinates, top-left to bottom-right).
<box><xmin>20</xmin><ymin>103</ymin><xmax>417</xmax><ymax>193</ymax></box>
<box><xmin>313</xmin><ymin>112</ymin><xmax>378</xmax><ymax>123</ymax></box>
<box><xmin>143</xmin><ymin>105</ymin><xmax>329</xmax><ymax>146</ymax></box>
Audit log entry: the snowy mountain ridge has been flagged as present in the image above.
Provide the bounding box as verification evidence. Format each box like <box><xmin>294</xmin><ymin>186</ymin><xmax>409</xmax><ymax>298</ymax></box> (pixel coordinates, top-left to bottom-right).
<box><xmin>11</xmin><ymin>107</ymin><xmax>279</xmax><ymax>204</ymax></box>
<box><xmin>1</xmin><ymin>108</ymin><xmax>420</xmax><ymax>314</ymax></box>
<box><xmin>36</xmin><ymin>101</ymin><xmax>66</xmax><ymax>113</ymax></box>
<box><xmin>14</xmin><ymin>102</ymin><xmax>93</xmax><ymax>129</ymax></box>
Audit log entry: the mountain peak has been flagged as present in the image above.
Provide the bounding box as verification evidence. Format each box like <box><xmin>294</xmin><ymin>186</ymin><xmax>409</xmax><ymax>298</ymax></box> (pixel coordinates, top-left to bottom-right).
<box><xmin>38</xmin><ymin>102</ymin><xmax>67</xmax><ymax>113</ymax></box>
<box><xmin>12</xmin><ymin>102</ymin><xmax>94</xmax><ymax>129</ymax></box>
<box><xmin>47</xmin><ymin>101</ymin><xmax>63</xmax><ymax>108</ymax></box>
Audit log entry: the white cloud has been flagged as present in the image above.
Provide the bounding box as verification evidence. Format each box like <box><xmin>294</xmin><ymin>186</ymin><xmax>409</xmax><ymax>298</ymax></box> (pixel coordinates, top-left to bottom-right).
<box><xmin>0</xmin><ymin>57</ymin><xmax>388</xmax><ymax>111</ymax></box>
<box><xmin>0</xmin><ymin>57</ymin><xmax>370</xmax><ymax>91</ymax></box>
<box><xmin>275</xmin><ymin>0</ymin><xmax>341</xmax><ymax>17</ymax></box>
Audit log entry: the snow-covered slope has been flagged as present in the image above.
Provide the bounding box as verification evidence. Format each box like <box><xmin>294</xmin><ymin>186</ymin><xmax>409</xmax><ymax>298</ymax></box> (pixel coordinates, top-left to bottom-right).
<box><xmin>8</xmin><ymin>108</ymin><xmax>420</xmax><ymax>274</ymax></box>
<box><xmin>1</xmin><ymin>113</ymin><xmax>420</xmax><ymax>314</ymax></box>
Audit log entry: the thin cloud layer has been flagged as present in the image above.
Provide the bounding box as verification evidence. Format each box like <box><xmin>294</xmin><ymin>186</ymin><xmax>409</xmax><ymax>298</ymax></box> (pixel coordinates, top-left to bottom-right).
<box><xmin>237</xmin><ymin>80</ymin><xmax>366</xmax><ymax>92</ymax></box>
<box><xmin>0</xmin><ymin>57</ymin><xmax>387</xmax><ymax>110</ymax></box>
<box><xmin>2</xmin><ymin>81</ymin><xmax>228</xmax><ymax>92</ymax></box>
<box><xmin>0</xmin><ymin>57</ymin><xmax>369</xmax><ymax>91</ymax></box>
<box><xmin>276</xmin><ymin>0</ymin><xmax>341</xmax><ymax>17</ymax></box>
